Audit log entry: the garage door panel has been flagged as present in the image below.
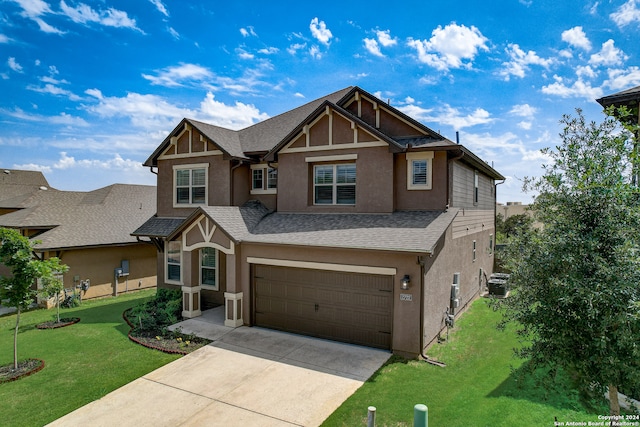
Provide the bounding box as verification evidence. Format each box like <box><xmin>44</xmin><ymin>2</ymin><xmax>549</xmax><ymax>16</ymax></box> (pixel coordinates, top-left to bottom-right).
<box><xmin>253</xmin><ymin>265</ymin><xmax>393</xmax><ymax>349</ymax></box>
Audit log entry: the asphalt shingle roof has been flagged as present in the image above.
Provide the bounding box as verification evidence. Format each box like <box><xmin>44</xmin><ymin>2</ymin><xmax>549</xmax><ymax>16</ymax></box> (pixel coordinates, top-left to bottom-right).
<box><xmin>174</xmin><ymin>201</ymin><xmax>458</xmax><ymax>254</ymax></box>
<box><xmin>0</xmin><ymin>169</ymin><xmax>56</xmax><ymax>209</ymax></box>
<box><xmin>0</xmin><ymin>184</ymin><xmax>156</xmax><ymax>250</ymax></box>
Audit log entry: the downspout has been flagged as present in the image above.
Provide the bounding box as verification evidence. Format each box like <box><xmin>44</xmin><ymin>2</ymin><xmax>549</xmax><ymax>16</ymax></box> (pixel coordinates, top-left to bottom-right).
<box><xmin>418</xmin><ymin>255</ymin><xmax>446</xmax><ymax>367</ymax></box>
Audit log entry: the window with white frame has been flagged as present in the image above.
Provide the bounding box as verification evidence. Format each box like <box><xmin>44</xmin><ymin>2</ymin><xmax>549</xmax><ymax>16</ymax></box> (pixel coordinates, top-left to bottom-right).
<box><xmin>174</xmin><ymin>164</ymin><xmax>208</xmax><ymax>206</ymax></box>
<box><xmin>474</xmin><ymin>170</ymin><xmax>479</xmax><ymax>204</ymax></box>
<box><xmin>200</xmin><ymin>247</ymin><xmax>218</xmax><ymax>290</ymax></box>
<box><xmin>406</xmin><ymin>152</ymin><xmax>433</xmax><ymax>190</ymax></box>
<box><xmin>166</xmin><ymin>240</ymin><xmax>181</xmax><ymax>283</ymax></box>
<box><xmin>314</xmin><ymin>163</ymin><xmax>356</xmax><ymax>205</ymax></box>
<box><xmin>473</xmin><ymin>240</ymin><xmax>477</xmax><ymax>262</ymax></box>
<box><xmin>250</xmin><ymin>164</ymin><xmax>277</xmax><ymax>194</ymax></box>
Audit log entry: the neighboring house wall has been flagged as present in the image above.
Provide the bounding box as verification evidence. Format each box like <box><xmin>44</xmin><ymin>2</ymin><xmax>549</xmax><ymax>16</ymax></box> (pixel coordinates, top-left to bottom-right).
<box><xmin>45</xmin><ymin>244</ymin><xmax>157</xmax><ymax>299</ymax></box>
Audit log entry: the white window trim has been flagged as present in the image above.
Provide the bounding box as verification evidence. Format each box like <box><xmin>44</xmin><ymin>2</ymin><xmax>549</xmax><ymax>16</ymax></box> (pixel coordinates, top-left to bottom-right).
<box><xmin>199</xmin><ymin>247</ymin><xmax>219</xmax><ymax>291</ymax></box>
<box><xmin>173</xmin><ymin>163</ymin><xmax>209</xmax><ymax>208</ymax></box>
<box><xmin>313</xmin><ymin>163</ymin><xmax>356</xmax><ymax>206</ymax></box>
<box><xmin>406</xmin><ymin>152</ymin><xmax>433</xmax><ymax>190</ymax></box>
<box><xmin>165</xmin><ymin>240</ymin><xmax>182</xmax><ymax>285</ymax></box>
<box><xmin>250</xmin><ymin>164</ymin><xmax>277</xmax><ymax>195</ymax></box>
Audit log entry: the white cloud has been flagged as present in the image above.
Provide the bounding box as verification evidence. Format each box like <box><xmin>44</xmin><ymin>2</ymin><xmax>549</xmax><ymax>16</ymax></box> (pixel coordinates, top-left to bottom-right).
<box><xmin>509</xmin><ymin>104</ymin><xmax>537</xmax><ymax>118</ymax></box>
<box><xmin>149</xmin><ymin>0</ymin><xmax>168</xmax><ymax>17</ymax></box>
<box><xmin>240</xmin><ymin>26</ymin><xmax>257</xmax><ymax>37</ymax></box>
<box><xmin>49</xmin><ymin>152</ymin><xmax>144</xmax><ymax>171</ymax></box>
<box><xmin>258</xmin><ymin>47</ymin><xmax>279</xmax><ymax>55</ymax></box>
<box><xmin>11</xmin><ymin>0</ymin><xmax>64</xmax><ymax>34</ymax></box>
<box><xmin>561</xmin><ymin>26</ymin><xmax>591</xmax><ymax>51</ymax></box>
<box><xmin>27</xmin><ymin>83</ymin><xmax>82</xmax><ymax>101</ymax></box>
<box><xmin>3</xmin><ymin>107</ymin><xmax>89</xmax><ymax>126</ymax></box>
<box><xmin>498</xmin><ymin>43</ymin><xmax>553</xmax><ymax>81</ymax></box>
<box><xmin>309</xmin><ymin>17</ymin><xmax>333</xmax><ymax>45</ymax></box>
<box><xmin>0</xmin><ymin>34</ymin><xmax>10</xmax><ymax>43</ymax></box>
<box><xmin>287</xmin><ymin>43</ymin><xmax>306</xmax><ymax>55</ymax></box>
<box><xmin>407</xmin><ymin>23</ymin><xmax>489</xmax><ymax>71</ymax></box>
<box><xmin>59</xmin><ymin>1</ymin><xmax>143</xmax><ymax>32</ymax></box>
<box><xmin>11</xmin><ymin>162</ymin><xmax>52</xmax><ymax>173</ymax></box>
<box><xmin>8</xmin><ymin>57</ymin><xmax>23</xmax><ymax>72</ymax></box>
<box><xmin>364</xmin><ymin>38</ymin><xmax>383</xmax><ymax>57</ymax></box>
<box><xmin>168</xmin><ymin>27</ymin><xmax>179</xmax><ymax>39</ymax></box>
<box><xmin>236</xmin><ymin>48</ymin><xmax>254</xmax><ymax>60</ymax></box>
<box><xmin>198</xmin><ymin>92</ymin><xmax>269</xmax><ymax>130</ymax></box>
<box><xmin>576</xmin><ymin>65</ymin><xmax>597</xmax><ymax>79</ymax></box>
<box><xmin>142</xmin><ymin>63</ymin><xmax>213</xmax><ymax>87</ymax></box>
<box><xmin>398</xmin><ymin>99</ymin><xmax>493</xmax><ymax>130</ymax></box>
<box><xmin>309</xmin><ymin>45</ymin><xmax>321</xmax><ymax>59</ymax></box>
<box><xmin>376</xmin><ymin>29</ymin><xmax>397</xmax><ymax>47</ymax></box>
<box><xmin>588</xmin><ymin>39</ymin><xmax>628</xmax><ymax>66</ymax></box>
<box><xmin>610</xmin><ymin>0</ymin><xmax>640</xmax><ymax>27</ymax></box>
<box><xmin>541</xmin><ymin>74</ymin><xmax>604</xmax><ymax>100</ymax></box>
<box><xmin>603</xmin><ymin>67</ymin><xmax>640</xmax><ymax>91</ymax></box>
<box><xmin>294</xmin><ymin>92</ymin><xmax>305</xmax><ymax>98</ymax></box>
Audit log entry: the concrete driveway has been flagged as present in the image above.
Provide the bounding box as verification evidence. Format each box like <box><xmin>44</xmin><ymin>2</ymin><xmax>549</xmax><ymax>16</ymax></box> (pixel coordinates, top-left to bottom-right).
<box><xmin>47</xmin><ymin>308</ymin><xmax>390</xmax><ymax>427</ymax></box>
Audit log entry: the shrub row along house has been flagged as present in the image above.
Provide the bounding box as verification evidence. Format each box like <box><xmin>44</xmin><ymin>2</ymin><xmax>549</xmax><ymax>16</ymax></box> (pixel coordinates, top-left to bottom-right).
<box><xmin>0</xmin><ymin>169</ymin><xmax>157</xmax><ymax>301</ymax></box>
<box><xmin>133</xmin><ymin>86</ymin><xmax>504</xmax><ymax>357</ymax></box>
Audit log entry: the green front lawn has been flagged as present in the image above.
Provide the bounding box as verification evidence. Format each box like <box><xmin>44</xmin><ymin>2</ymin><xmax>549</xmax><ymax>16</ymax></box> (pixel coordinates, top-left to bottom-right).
<box><xmin>323</xmin><ymin>299</ymin><xmax>609</xmax><ymax>426</ymax></box>
<box><xmin>0</xmin><ymin>289</ymin><xmax>180</xmax><ymax>427</ymax></box>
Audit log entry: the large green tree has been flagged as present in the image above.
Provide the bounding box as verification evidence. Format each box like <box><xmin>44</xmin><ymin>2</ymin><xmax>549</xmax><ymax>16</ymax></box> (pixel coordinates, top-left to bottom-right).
<box><xmin>0</xmin><ymin>227</ymin><xmax>68</xmax><ymax>370</ymax></box>
<box><xmin>499</xmin><ymin>109</ymin><xmax>640</xmax><ymax>415</ymax></box>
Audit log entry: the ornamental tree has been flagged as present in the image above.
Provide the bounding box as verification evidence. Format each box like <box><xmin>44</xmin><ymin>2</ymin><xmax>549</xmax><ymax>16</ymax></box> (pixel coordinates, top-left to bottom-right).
<box><xmin>498</xmin><ymin>109</ymin><xmax>640</xmax><ymax>415</ymax></box>
<box><xmin>0</xmin><ymin>227</ymin><xmax>68</xmax><ymax>370</ymax></box>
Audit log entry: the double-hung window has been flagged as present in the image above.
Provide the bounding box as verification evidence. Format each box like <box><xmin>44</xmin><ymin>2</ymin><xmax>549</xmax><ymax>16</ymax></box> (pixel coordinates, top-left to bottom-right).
<box><xmin>250</xmin><ymin>164</ymin><xmax>277</xmax><ymax>194</ymax></box>
<box><xmin>200</xmin><ymin>247</ymin><xmax>218</xmax><ymax>290</ymax></box>
<box><xmin>174</xmin><ymin>164</ymin><xmax>208</xmax><ymax>206</ymax></box>
<box><xmin>406</xmin><ymin>152</ymin><xmax>433</xmax><ymax>190</ymax></box>
<box><xmin>166</xmin><ymin>240</ymin><xmax>181</xmax><ymax>283</ymax></box>
<box><xmin>314</xmin><ymin>164</ymin><xmax>356</xmax><ymax>205</ymax></box>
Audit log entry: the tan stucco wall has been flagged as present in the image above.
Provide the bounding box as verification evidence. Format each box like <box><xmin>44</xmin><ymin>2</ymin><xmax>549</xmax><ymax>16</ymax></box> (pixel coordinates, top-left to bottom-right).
<box><xmin>276</xmin><ymin>146</ymin><xmax>395</xmax><ymax>213</ymax></box>
<box><xmin>49</xmin><ymin>243</ymin><xmax>157</xmax><ymax>300</ymax></box>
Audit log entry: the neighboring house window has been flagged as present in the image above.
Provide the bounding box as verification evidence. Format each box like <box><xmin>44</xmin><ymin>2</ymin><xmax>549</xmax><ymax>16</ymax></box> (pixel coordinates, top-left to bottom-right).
<box><xmin>200</xmin><ymin>247</ymin><xmax>218</xmax><ymax>290</ymax></box>
<box><xmin>174</xmin><ymin>164</ymin><xmax>208</xmax><ymax>207</ymax></box>
<box><xmin>474</xmin><ymin>170</ymin><xmax>479</xmax><ymax>204</ymax></box>
<box><xmin>473</xmin><ymin>240</ymin><xmax>477</xmax><ymax>262</ymax></box>
<box><xmin>250</xmin><ymin>164</ymin><xmax>277</xmax><ymax>195</ymax></box>
<box><xmin>314</xmin><ymin>164</ymin><xmax>356</xmax><ymax>205</ymax></box>
<box><xmin>406</xmin><ymin>152</ymin><xmax>433</xmax><ymax>190</ymax></box>
<box><xmin>166</xmin><ymin>240</ymin><xmax>181</xmax><ymax>283</ymax></box>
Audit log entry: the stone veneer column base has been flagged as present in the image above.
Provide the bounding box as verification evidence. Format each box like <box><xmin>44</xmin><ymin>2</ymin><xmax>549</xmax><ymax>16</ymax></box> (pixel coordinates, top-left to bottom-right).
<box><xmin>181</xmin><ymin>285</ymin><xmax>202</xmax><ymax>319</ymax></box>
<box><xmin>224</xmin><ymin>292</ymin><xmax>243</xmax><ymax>327</ymax></box>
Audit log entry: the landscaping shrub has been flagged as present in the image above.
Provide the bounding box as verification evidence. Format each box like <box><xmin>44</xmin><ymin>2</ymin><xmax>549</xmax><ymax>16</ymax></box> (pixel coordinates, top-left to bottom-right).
<box><xmin>127</xmin><ymin>288</ymin><xmax>182</xmax><ymax>337</ymax></box>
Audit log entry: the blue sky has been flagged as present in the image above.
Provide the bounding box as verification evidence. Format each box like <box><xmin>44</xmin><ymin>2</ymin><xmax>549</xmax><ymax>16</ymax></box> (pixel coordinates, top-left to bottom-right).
<box><xmin>1</xmin><ymin>0</ymin><xmax>639</xmax><ymax>203</ymax></box>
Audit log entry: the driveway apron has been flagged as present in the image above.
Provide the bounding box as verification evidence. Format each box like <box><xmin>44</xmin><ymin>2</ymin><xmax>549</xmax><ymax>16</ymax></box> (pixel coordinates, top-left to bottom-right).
<box><xmin>46</xmin><ymin>318</ymin><xmax>390</xmax><ymax>427</ymax></box>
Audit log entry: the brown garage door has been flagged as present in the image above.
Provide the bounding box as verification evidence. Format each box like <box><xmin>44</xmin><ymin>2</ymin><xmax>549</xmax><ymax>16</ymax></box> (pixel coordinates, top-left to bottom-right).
<box><xmin>253</xmin><ymin>264</ymin><xmax>393</xmax><ymax>349</ymax></box>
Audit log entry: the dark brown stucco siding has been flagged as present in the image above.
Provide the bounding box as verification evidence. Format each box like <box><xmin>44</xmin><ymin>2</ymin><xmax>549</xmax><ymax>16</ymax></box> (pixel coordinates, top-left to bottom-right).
<box><xmin>394</xmin><ymin>151</ymin><xmax>448</xmax><ymax>211</ymax></box>
<box><xmin>240</xmin><ymin>242</ymin><xmax>423</xmax><ymax>357</ymax></box>
<box><xmin>276</xmin><ymin>146</ymin><xmax>394</xmax><ymax>213</ymax></box>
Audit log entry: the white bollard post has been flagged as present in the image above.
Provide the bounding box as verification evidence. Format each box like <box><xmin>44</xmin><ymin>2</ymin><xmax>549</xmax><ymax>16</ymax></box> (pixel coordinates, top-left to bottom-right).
<box><xmin>367</xmin><ymin>406</ymin><xmax>376</xmax><ymax>427</ymax></box>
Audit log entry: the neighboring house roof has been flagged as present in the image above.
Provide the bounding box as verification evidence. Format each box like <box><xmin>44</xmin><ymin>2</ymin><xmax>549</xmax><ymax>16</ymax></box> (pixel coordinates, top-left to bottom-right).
<box><xmin>596</xmin><ymin>85</ymin><xmax>640</xmax><ymax>107</ymax></box>
<box><xmin>152</xmin><ymin>201</ymin><xmax>458</xmax><ymax>254</ymax></box>
<box><xmin>0</xmin><ymin>169</ymin><xmax>57</xmax><ymax>209</ymax></box>
<box><xmin>0</xmin><ymin>184</ymin><xmax>156</xmax><ymax>251</ymax></box>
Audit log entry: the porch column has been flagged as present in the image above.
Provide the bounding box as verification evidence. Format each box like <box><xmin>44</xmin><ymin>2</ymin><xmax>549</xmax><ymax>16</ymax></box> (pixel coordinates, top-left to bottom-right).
<box><xmin>181</xmin><ymin>251</ymin><xmax>201</xmax><ymax>318</ymax></box>
<box><xmin>224</xmin><ymin>252</ymin><xmax>243</xmax><ymax>327</ymax></box>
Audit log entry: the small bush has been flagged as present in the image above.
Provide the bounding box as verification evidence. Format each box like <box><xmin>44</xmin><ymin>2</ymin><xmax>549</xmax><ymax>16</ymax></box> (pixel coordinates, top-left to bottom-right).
<box><xmin>129</xmin><ymin>288</ymin><xmax>182</xmax><ymax>336</ymax></box>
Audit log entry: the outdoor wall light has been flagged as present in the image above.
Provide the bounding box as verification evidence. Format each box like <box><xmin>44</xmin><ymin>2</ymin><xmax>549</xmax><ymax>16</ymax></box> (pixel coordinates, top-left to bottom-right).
<box><xmin>400</xmin><ymin>275</ymin><xmax>411</xmax><ymax>290</ymax></box>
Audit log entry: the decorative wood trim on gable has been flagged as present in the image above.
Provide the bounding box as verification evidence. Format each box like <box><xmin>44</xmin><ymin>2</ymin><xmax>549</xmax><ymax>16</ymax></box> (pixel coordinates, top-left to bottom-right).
<box><xmin>280</xmin><ymin>105</ymin><xmax>387</xmax><ymax>154</ymax></box>
<box><xmin>159</xmin><ymin>122</ymin><xmax>223</xmax><ymax>161</ymax></box>
<box><xmin>347</xmin><ymin>91</ymin><xmax>425</xmax><ymax>135</ymax></box>
<box><xmin>182</xmin><ymin>214</ymin><xmax>235</xmax><ymax>255</ymax></box>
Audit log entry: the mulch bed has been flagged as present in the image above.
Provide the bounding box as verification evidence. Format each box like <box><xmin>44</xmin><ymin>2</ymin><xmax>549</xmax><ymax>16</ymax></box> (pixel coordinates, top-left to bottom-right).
<box><xmin>36</xmin><ymin>317</ymin><xmax>81</xmax><ymax>329</ymax></box>
<box><xmin>122</xmin><ymin>310</ymin><xmax>210</xmax><ymax>355</ymax></box>
<box><xmin>0</xmin><ymin>359</ymin><xmax>45</xmax><ymax>384</ymax></box>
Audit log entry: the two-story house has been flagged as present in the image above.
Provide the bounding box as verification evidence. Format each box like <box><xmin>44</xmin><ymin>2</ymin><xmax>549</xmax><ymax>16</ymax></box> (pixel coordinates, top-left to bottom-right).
<box><xmin>133</xmin><ymin>86</ymin><xmax>504</xmax><ymax>358</ymax></box>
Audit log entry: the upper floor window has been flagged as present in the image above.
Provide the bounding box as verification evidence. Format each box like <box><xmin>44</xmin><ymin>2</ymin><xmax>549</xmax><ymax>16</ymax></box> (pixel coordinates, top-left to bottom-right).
<box><xmin>314</xmin><ymin>164</ymin><xmax>356</xmax><ymax>205</ymax></box>
<box><xmin>166</xmin><ymin>240</ymin><xmax>181</xmax><ymax>283</ymax></box>
<box><xmin>200</xmin><ymin>247</ymin><xmax>218</xmax><ymax>290</ymax></box>
<box><xmin>406</xmin><ymin>152</ymin><xmax>433</xmax><ymax>190</ymax></box>
<box><xmin>474</xmin><ymin>170</ymin><xmax>479</xmax><ymax>204</ymax></box>
<box><xmin>250</xmin><ymin>164</ymin><xmax>277</xmax><ymax>195</ymax></box>
<box><xmin>174</xmin><ymin>164</ymin><xmax>208</xmax><ymax>207</ymax></box>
